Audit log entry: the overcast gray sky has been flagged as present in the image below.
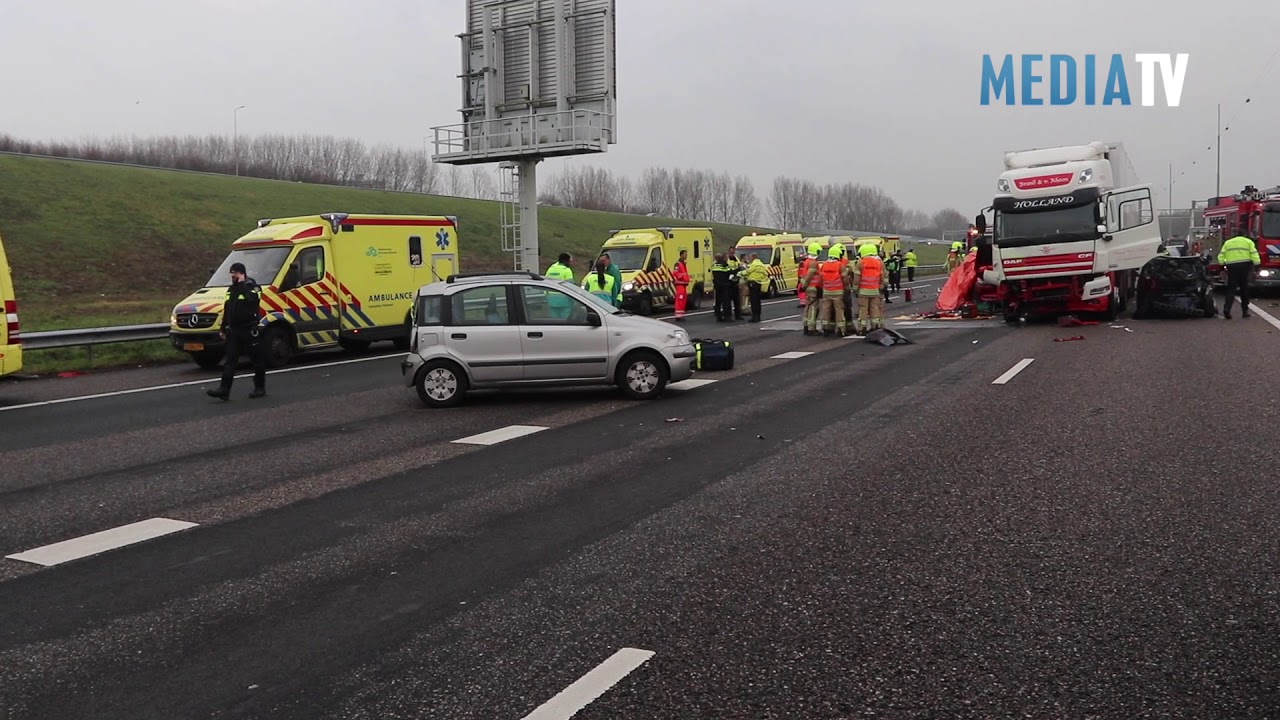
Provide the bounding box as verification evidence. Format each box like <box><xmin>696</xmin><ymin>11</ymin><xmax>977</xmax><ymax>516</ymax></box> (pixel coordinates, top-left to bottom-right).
<box><xmin>2</xmin><ymin>0</ymin><xmax>1275</xmax><ymax>218</ymax></box>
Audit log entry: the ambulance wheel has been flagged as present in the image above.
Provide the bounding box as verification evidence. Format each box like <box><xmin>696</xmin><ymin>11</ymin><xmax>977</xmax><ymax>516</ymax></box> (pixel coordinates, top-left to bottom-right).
<box><xmin>688</xmin><ymin>285</ymin><xmax>703</xmax><ymax>310</ymax></box>
<box><xmin>339</xmin><ymin>339</ymin><xmax>371</xmax><ymax>353</ymax></box>
<box><xmin>637</xmin><ymin>294</ymin><xmax>653</xmax><ymax>316</ymax></box>
<box><xmin>767</xmin><ymin>281</ymin><xmax>778</xmax><ymax>298</ymax></box>
<box><xmin>262</xmin><ymin>326</ymin><xmax>292</xmax><ymax>368</ymax></box>
<box><xmin>393</xmin><ymin>317</ymin><xmax>412</xmax><ymax>351</ymax></box>
<box><xmin>616</xmin><ymin>350</ymin><xmax>668</xmax><ymax>400</ymax></box>
<box><xmin>415</xmin><ymin>360</ymin><xmax>468</xmax><ymax>408</ymax></box>
<box><xmin>193</xmin><ymin>351</ymin><xmax>222</xmax><ymax>370</ymax></box>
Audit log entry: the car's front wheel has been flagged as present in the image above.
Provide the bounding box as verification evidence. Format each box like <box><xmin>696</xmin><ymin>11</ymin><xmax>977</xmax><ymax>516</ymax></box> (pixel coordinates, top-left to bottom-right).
<box><xmin>616</xmin><ymin>350</ymin><xmax>669</xmax><ymax>400</ymax></box>
<box><xmin>416</xmin><ymin>360</ymin><xmax>468</xmax><ymax>408</ymax></box>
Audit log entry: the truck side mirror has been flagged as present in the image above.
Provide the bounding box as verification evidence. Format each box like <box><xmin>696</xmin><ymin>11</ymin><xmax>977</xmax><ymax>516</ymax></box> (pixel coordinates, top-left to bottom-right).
<box><xmin>1096</xmin><ymin>224</ymin><xmax>1107</xmax><ymax>234</ymax></box>
<box><xmin>974</xmin><ymin>215</ymin><xmax>986</xmax><ymax>233</ymax></box>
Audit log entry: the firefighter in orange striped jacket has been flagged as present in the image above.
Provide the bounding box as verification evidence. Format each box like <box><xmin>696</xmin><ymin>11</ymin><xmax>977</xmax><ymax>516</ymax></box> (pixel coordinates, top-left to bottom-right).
<box><xmin>852</xmin><ymin>243</ymin><xmax>887</xmax><ymax>335</ymax></box>
<box><xmin>806</xmin><ymin>251</ymin><xmax>852</xmax><ymax>337</ymax></box>
<box><xmin>798</xmin><ymin>249</ymin><xmax>824</xmax><ymax>335</ymax></box>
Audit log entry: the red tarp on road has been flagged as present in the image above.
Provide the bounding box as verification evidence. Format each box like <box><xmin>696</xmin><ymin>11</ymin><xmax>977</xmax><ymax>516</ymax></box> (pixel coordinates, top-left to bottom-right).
<box><xmin>936</xmin><ymin>253</ymin><xmax>978</xmax><ymax>312</ymax></box>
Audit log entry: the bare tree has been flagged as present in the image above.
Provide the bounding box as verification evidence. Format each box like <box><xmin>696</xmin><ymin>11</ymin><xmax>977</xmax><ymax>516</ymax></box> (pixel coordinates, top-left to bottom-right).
<box><xmin>730</xmin><ymin>175</ymin><xmax>760</xmax><ymax>225</ymax></box>
<box><xmin>635</xmin><ymin>167</ymin><xmax>673</xmax><ymax>216</ymax></box>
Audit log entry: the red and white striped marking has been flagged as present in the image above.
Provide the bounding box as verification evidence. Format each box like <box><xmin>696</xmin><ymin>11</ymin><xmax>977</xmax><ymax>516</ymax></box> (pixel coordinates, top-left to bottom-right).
<box><xmin>1002</xmin><ymin>252</ymin><xmax>1095</xmax><ymax>277</ymax></box>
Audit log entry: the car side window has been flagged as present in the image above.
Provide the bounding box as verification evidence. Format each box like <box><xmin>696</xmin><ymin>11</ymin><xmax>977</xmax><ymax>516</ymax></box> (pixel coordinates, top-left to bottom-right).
<box><xmin>449</xmin><ymin>286</ymin><xmax>510</xmax><ymax>326</ymax></box>
<box><xmin>520</xmin><ymin>285</ymin><xmax>591</xmax><ymax>325</ymax></box>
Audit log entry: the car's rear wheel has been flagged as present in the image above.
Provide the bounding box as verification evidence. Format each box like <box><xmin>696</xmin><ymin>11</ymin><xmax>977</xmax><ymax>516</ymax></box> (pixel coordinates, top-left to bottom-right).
<box><xmin>616</xmin><ymin>350</ymin><xmax>669</xmax><ymax>400</ymax></box>
<box><xmin>416</xmin><ymin>360</ymin><xmax>468</xmax><ymax>408</ymax></box>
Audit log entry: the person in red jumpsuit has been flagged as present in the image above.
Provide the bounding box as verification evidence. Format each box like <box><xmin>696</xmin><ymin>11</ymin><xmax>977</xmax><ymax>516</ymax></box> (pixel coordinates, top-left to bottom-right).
<box><xmin>672</xmin><ymin>249</ymin><xmax>691</xmax><ymax>322</ymax></box>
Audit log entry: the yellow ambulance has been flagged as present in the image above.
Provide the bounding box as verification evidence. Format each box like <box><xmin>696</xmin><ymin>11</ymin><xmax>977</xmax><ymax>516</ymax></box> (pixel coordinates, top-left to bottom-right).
<box><xmin>170</xmin><ymin>213</ymin><xmax>459</xmax><ymax>369</ymax></box>
<box><xmin>734</xmin><ymin>233</ymin><xmax>806</xmax><ymax>296</ymax></box>
<box><xmin>599</xmin><ymin>227</ymin><xmax>714</xmax><ymax>315</ymax></box>
<box><xmin>0</xmin><ymin>229</ymin><xmax>22</xmax><ymax>378</ymax></box>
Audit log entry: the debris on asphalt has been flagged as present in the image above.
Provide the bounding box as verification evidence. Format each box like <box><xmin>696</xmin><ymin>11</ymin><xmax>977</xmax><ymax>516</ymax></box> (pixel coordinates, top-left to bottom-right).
<box><xmin>1057</xmin><ymin>315</ymin><xmax>1100</xmax><ymax>327</ymax></box>
<box><xmin>864</xmin><ymin>328</ymin><xmax>913</xmax><ymax>346</ymax></box>
<box><xmin>665</xmin><ymin>417</ymin><xmax>683</xmax><ymax>423</ymax></box>
<box><xmin>1054</xmin><ymin>335</ymin><xmax>1086</xmax><ymax>342</ymax></box>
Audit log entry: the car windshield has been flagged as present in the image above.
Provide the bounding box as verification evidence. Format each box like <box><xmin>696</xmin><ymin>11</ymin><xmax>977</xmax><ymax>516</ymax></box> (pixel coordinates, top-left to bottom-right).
<box><xmin>602</xmin><ymin>247</ymin><xmax>649</xmax><ymax>272</ymax></box>
<box><xmin>556</xmin><ymin>280</ymin><xmax>621</xmax><ymax>314</ymax></box>
<box><xmin>1262</xmin><ymin>210</ymin><xmax>1280</xmax><ymax>239</ymax></box>
<box><xmin>995</xmin><ymin>205</ymin><xmax>1100</xmax><ymax>248</ymax></box>
<box><xmin>206</xmin><ymin>247</ymin><xmax>291</xmax><ymax>287</ymax></box>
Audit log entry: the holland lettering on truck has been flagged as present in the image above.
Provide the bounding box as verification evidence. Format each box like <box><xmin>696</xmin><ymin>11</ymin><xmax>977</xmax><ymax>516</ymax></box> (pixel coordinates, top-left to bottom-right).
<box><xmin>1013</xmin><ymin>196</ymin><xmax>1077</xmax><ymax>209</ymax></box>
<box><xmin>980</xmin><ymin>53</ymin><xmax>1190</xmax><ymax>107</ymax></box>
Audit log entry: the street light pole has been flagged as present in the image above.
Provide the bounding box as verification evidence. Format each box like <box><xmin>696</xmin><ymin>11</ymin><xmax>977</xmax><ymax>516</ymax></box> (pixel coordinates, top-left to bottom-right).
<box><xmin>234</xmin><ymin>105</ymin><xmax>246</xmax><ymax>176</ymax></box>
<box><xmin>1215</xmin><ymin>103</ymin><xmax>1221</xmax><ymax>199</ymax></box>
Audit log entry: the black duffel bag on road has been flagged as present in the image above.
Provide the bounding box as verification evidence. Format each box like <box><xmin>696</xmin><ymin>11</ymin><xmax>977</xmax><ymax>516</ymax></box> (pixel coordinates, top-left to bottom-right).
<box><xmin>691</xmin><ymin>338</ymin><xmax>734</xmax><ymax>371</ymax></box>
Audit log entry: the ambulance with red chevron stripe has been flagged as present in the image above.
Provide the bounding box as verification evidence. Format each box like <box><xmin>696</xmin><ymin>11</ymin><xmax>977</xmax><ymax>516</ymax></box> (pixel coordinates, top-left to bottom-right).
<box><xmin>734</xmin><ymin>232</ymin><xmax>807</xmax><ymax>296</ymax></box>
<box><xmin>599</xmin><ymin>227</ymin><xmax>713</xmax><ymax>315</ymax></box>
<box><xmin>170</xmin><ymin>213</ymin><xmax>460</xmax><ymax>369</ymax></box>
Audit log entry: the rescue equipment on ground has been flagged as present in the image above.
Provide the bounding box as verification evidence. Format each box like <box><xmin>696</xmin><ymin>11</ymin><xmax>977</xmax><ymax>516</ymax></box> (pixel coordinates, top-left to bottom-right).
<box><xmin>691</xmin><ymin>338</ymin><xmax>734</xmax><ymax>371</ymax></box>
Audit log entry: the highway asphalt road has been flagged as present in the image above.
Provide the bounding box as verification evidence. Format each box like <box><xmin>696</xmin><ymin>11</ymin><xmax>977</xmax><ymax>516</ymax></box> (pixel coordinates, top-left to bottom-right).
<box><xmin>2</xmin><ymin>279</ymin><xmax>1279</xmax><ymax>719</ymax></box>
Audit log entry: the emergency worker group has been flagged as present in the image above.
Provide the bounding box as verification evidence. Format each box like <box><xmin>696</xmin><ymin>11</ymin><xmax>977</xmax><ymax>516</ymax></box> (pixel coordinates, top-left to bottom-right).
<box><xmin>794</xmin><ymin>240</ymin><xmax>894</xmax><ymax>337</ymax></box>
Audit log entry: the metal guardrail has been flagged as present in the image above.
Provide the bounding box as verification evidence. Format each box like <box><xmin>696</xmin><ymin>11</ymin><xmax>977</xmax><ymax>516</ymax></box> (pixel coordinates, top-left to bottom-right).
<box><xmin>20</xmin><ymin>267</ymin><xmax>952</xmax><ymax>352</ymax></box>
<box><xmin>22</xmin><ymin>323</ymin><xmax>170</xmax><ymax>351</ymax></box>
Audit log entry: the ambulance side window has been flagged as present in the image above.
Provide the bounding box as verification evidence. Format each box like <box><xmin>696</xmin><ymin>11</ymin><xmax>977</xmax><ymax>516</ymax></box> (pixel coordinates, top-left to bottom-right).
<box><xmin>647</xmin><ymin>248</ymin><xmax>663</xmax><ymax>272</ymax></box>
<box><xmin>286</xmin><ymin>247</ymin><xmax>324</xmax><ymax>288</ymax></box>
<box><xmin>771</xmin><ymin>249</ymin><xmax>781</xmax><ymax>267</ymax></box>
<box><xmin>409</xmin><ymin>236</ymin><xmax>424</xmax><ymax>267</ymax></box>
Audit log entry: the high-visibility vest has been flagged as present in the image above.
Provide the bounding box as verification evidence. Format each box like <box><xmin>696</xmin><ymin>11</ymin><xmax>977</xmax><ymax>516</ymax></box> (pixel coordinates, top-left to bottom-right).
<box><xmin>582</xmin><ymin>272</ymin><xmax>616</xmax><ymax>301</ymax></box>
<box><xmin>799</xmin><ymin>258</ymin><xmax>819</xmax><ymax>288</ymax></box>
<box><xmin>858</xmin><ymin>256</ymin><xmax>884</xmax><ymax>294</ymax></box>
<box><xmin>820</xmin><ymin>261</ymin><xmax>846</xmax><ymax>293</ymax></box>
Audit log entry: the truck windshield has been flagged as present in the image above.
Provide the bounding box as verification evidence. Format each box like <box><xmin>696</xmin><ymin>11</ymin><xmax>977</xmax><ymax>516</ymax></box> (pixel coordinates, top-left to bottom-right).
<box><xmin>602</xmin><ymin>247</ymin><xmax>650</xmax><ymax>272</ymax></box>
<box><xmin>995</xmin><ymin>205</ymin><xmax>1099</xmax><ymax>248</ymax></box>
<box><xmin>206</xmin><ymin>247</ymin><xmax>291</xmax><ymax>287</ymax></box>
<box><xmin>1262</xmin><ymin>210</ymin><xmax>1280</xmax><ymax>239</ymax></box>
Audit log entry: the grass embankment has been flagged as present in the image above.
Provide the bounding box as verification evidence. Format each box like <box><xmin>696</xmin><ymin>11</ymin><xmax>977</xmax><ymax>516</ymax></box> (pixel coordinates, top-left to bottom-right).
<box><xmin>0</xmin><ymin>154</ymin><xmax>774</xmax><ymax>373</ymax></box>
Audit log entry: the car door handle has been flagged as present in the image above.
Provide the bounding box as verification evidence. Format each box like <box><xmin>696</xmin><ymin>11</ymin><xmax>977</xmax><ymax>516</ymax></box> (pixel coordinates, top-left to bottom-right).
<box><xmin>527</xmin><ymin>331</ymin><xmax>543</xmax><ymax>338</ymax></box>
<box><xmin>451</xmin><ymin>333</ymin><xmax>467</xmax><ymax>339</ymax></box>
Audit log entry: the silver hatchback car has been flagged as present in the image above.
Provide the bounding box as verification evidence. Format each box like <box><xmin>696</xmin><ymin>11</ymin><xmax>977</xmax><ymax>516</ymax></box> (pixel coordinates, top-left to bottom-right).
<box><xmin>401</xmin><ymin>271</ymin><xmax>697</xmax><ymax>407</ymax></box>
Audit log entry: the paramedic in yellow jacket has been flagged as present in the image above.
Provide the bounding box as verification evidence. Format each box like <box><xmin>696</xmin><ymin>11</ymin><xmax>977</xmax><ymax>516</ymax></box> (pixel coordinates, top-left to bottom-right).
<box><xmin>742</xmin><ymin>253</ymin><xmax>770</xmax><ymax>322</ymax></box>
<box><xmin>852</xmin><ymin>243</ymin><xmax>888</xmax><ymax>334</ymax></box>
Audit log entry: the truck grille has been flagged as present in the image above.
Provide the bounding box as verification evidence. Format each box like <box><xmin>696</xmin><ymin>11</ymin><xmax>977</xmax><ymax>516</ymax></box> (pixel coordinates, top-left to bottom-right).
<box><xmin>175</xmin><ymin>312</ymin><xmax>218</xmax><ymax>329</ymax></box>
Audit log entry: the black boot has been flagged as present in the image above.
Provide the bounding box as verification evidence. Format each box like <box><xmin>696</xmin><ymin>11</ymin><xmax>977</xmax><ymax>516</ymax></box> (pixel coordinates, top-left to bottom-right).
<box><xmin>206</xmin><ymin>388</ymin><xmax>229</xmax><ymax>401</ymax></box>
<box><xmin>249</xmin><ymin>388</ymin><xmax>266</xmax><ymax>399</ymax></box>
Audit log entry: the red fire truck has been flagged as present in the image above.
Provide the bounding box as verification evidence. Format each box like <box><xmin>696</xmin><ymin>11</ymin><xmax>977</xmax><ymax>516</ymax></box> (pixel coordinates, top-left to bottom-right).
<box><xmin>1201</xmin><ymin>185</ymin><xmax>1280</xmax><ymax>288</ymax></box>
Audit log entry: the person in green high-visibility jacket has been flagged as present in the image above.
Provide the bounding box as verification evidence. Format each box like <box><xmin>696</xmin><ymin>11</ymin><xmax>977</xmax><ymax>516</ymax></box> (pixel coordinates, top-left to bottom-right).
<box><xmin>582</xmin><ymin>258</ymin><xmax>616</xmax><ymax>305</ymax></box>
<box><xmin>544</xmin><ymin>252</ymin><xmax>575</xmax><ymax>318</ymax></box>
<box><xmin>1218</xmin><ymin>232</ymin><xmax>1262</xmax><ymax>319</ymax></box>
<box><xmin>598</xmin><ymin>252</ymin><xmax>623</xmax><ymax>307</ymax></box>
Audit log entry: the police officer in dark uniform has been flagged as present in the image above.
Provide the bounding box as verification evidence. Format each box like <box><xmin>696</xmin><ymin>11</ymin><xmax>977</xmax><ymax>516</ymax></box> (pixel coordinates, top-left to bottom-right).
<box><xmin>206</xmin><ymin>262</ymin><xmax>267</xmax><ymax>400</ymax></box>
<box><xmin>710</xmin><ymin>253</ymin><xmax>734</xmax><ymax>321</ymax></box>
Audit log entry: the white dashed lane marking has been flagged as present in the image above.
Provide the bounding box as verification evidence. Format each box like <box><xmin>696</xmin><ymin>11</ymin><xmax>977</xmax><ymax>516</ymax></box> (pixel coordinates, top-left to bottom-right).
<box><xmin>452</xmin><ymin>424</ymin><xmax>550</xmax><ymax>446</ymax></box>
<box><xmin>992</xmin><ymin>358</ymin><xmax>1035</xmax><ymax>385</ymax></box>
<box><xmin>667</xmin><ymin>379</ymin><xmax>718</xmax><ymax>391</ymax></box>
<box><xmin>519</xmin><ymin>648</ymin><xmax>656</xmax><ymax>720</ymax></box>
<box><xmin>5</xmin><ymin>517</ymin><xmax>199</xmax><ymax>567</ymax></box>
<box><xmin>770</xmin><ymin>351</ymin><xmax>815</xmax><ymax>359</ymax></box>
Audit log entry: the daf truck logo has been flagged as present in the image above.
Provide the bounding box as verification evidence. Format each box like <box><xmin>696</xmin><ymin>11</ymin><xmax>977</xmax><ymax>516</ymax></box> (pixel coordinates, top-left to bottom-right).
<box><xmin>1013</xmin><ymin>195</ymin><xmax>1076</xmax><ymax>209</ymax></box>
